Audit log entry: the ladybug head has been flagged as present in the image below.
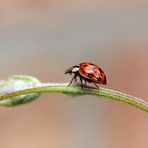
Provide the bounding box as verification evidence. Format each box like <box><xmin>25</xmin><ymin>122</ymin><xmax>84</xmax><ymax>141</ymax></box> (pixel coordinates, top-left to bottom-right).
<box><xmin>65</xmin><ymin>65</ymin><xmax>80</xmax><ymax>75</ymax></box>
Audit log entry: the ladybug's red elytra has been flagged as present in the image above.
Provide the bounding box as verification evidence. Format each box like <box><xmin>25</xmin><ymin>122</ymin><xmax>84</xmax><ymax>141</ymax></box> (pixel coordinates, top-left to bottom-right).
<box><xmin>65</xmin><ymin>62</ymin><xmax>107</xmax><ymax>88</ymax></box>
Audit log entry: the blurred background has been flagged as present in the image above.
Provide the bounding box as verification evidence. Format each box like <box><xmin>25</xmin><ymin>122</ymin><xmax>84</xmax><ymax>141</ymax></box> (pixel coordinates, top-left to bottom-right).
<box><xmin>0</xmin><ymin>0</ymin><xmax>148</xmax><ymax>148</ymax></box>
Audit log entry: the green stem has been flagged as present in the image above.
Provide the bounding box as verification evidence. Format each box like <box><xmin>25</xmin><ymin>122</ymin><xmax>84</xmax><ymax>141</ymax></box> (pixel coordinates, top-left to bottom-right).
<box><xmin>0</xmin><ymin>83</ymin><xmax>147</xmax><ymax>112</ymax></box>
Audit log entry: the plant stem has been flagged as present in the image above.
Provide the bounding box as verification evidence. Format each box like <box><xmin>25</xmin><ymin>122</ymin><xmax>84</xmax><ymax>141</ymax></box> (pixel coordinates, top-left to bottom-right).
<box><xmin>0</xmin><ymin>83</ymin><xmax>147</xmax><ymax>112</ymax></box>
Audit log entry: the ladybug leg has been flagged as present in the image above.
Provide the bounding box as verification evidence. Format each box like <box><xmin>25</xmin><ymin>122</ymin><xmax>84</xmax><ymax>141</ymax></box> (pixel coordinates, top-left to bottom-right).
<box><xmin>68</xmin><ymin>74</ymin><xmax>76</xmax><ymax>86</ymax></box>
<box><xmin>84</xmin><ymin>80</ymin><xmax>87</xmax><ymax>86</ymax></box>
<box><xmin>79</xmin><ymin>77</ymin><xmax>84</xmax><ymax>89</ymax></box>
<box><xmin>74</xmin><ymin>76</ymin><xmax>77</xmax><ymax>82</ymax></box>
<box><xmin>93</xmin><ymin>82</ymin><xmax>99</xmax><ymax>89</ymax></box>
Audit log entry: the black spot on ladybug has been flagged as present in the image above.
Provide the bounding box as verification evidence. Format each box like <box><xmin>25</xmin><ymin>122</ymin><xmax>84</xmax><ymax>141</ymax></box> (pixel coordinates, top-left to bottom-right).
<box><xmin>83</xmin><ymin>64</ymin><xmax>88</xmax><ymax>67</ymax></box>
<box><xmin>82</xmin><ymin>67</ymin><xmax>87</xmax><ymax>73</ymax></box>
<box><xmin>99</xmin><ymin>68</ymin><xmax>103</xmax><ymax>73</ymax></box>
<box><xmin>87</xmin><ymin>73</ymin><xmax>93</xmax><ymax>78</ymax></box>
<box><xmin>92</xmin><ymin>67</ymin><xmax>97</xmax><ymax>73</ymax></box>
<box><xmin>97</xmin><ymin>77</ymin><xmax>102</xmax><ymax>81</ymax></box>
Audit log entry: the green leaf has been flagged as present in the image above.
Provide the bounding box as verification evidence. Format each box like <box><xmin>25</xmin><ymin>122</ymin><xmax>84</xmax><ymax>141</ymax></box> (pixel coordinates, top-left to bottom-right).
<box><xmin>0</xmin><ymin>75</ymin><xmax>41</xmax><ymax>106</ymax></box>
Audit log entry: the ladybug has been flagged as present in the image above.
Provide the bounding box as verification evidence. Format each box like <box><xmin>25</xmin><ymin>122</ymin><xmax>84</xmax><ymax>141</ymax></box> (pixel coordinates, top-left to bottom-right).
<box><xmin>65</xmin><ymin>62</ymin><xmax>107</xmax><ymax>88</ymax></box>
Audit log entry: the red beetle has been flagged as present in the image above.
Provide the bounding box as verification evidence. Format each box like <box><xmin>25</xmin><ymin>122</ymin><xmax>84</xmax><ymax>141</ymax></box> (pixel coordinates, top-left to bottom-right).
<box><xmin>65</xmin><ymin>62</ymin><xmax>107</xmax><ymax>88</ymax></box>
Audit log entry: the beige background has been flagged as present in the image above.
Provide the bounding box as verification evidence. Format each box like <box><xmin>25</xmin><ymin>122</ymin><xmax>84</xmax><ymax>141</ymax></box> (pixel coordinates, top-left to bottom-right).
<box><xmin>0</xmin><ymin>0</ymin><xmax>148</xmax><ymax>148</ymax></box>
